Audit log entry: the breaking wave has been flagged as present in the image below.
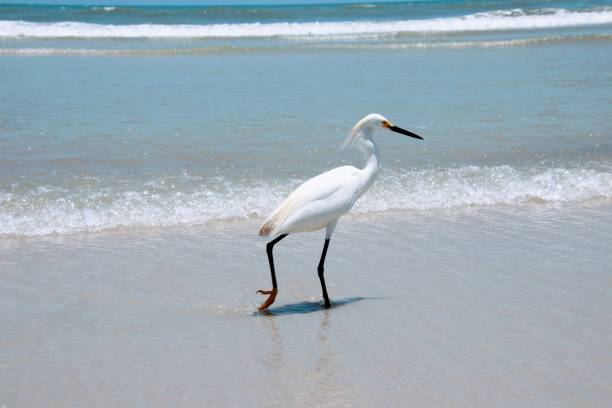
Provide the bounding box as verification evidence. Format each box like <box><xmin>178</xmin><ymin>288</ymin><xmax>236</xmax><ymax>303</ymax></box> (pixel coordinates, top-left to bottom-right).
<box><xmin>1</xmin><ymin>8</ymin><xmax>612</xmax><ymax>39</ymax></box>
<box><xmin>1</xmin><ymin>164</ymin><xmax>611</xmax><ymax>237</ymax></box>
<box><xmin>2</xmin><ymin>33</ymin><xmax>611</xmax><ymax>56</ymax></box>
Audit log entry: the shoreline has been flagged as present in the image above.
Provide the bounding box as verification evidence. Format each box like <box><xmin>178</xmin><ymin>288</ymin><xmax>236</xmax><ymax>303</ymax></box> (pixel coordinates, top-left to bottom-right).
<box><xmin>1</xmin><ymin>198</ymin><xmax>611</xmax><ymax>242</ymax></box>
<box><xmin>2</xmin><ymin>202</ymin><xmax>611</xmax><ymax>406</ymax></box>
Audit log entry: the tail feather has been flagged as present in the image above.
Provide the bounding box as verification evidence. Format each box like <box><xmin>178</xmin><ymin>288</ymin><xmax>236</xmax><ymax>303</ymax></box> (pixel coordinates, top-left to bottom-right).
<box><xmin>258</xmin><ymin>198</ymin><xmax>297</xmax><ymax>237</ymax></box>
<box><xmin>258</xmin><ymin>221</ymin><xmax>275</xmax><ymax>237</ymax></box>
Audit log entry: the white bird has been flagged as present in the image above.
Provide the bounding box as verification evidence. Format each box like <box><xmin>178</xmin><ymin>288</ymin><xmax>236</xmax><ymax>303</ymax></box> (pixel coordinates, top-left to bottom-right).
<box><xmin>257</xmin><ymin>113</ymin><xmax>423</xmax><ymax>311</ymax></box>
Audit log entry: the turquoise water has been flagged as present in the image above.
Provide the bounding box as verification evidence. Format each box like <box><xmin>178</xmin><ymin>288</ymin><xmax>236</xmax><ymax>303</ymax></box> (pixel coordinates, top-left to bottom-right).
<box><xmin>2</xmin><ymin>3</ymin><xmax>612</xmax><ymax>406</ymax></box>
<box><xmin>1</xmin><ymin>0</ymin><xmax>611</xmax><ymax>235</ymax></box>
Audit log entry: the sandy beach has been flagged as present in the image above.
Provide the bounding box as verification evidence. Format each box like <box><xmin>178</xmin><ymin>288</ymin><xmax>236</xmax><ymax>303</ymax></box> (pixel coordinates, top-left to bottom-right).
<box><xmin>2</xmin><ymin>205</ymin><xmax>612</xmax><ymax>406</ymax></box>
<box><xmin>2</xmin><ymin>0</ymin><xmax>612</xmax><ymax>406</ymax></box>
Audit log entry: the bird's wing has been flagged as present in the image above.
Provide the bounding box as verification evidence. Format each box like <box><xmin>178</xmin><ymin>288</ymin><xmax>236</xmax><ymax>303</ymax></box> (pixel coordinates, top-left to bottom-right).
<box><xmin>258</xmin><ymin>166</ymin><xmax>360</xmax><ymax>237</ymax></box>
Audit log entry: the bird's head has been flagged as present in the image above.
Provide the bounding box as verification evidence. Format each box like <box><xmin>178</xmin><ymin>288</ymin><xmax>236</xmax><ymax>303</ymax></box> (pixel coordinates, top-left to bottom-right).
<box><xmin>342</xmin><ymin>113</ymin><xmax>423</xmax><ymax>149</ymax></box>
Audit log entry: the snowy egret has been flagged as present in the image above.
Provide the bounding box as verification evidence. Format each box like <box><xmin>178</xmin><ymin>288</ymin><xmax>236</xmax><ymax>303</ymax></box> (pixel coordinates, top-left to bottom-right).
<box><xmin>257</xmin><ymin>113</ymin><xmax>423</xmax><ymax>311</ymax></box>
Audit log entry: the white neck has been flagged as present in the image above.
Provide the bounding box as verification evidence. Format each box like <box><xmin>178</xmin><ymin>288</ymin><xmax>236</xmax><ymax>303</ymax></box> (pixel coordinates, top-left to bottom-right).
<box><xmin>355</xmin><ymin>128</ymin><xmax>379</xmax><ymax>196</ymax></box>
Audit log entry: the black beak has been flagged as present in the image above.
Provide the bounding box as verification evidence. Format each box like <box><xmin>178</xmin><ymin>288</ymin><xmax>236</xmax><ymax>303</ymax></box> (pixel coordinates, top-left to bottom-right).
<box><xmin>389</xmin><ymin>125</ymin><xmax>423</xmax><ymax>140</ymax></box>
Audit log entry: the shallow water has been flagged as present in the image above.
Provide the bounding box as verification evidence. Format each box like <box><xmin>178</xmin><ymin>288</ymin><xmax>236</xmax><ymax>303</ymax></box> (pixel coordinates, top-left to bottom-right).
<box><xmin>2</xmin><ymin>1</ymin><xmax>612</xmax><ymax>236</ymax></box>
<box><xmin>1</xmin><ymin>1</ymin><xmax>612</xmax><ymax>405</ymax></box>
<box><xmin>1</xmin><ymin>41</ymin><xmax>612</xmax><ymax>235</ymax></box>
<box><xmin>1</xmin><ymin>206</ymin><xmax>612</xmax><ymax>406</ymax></box>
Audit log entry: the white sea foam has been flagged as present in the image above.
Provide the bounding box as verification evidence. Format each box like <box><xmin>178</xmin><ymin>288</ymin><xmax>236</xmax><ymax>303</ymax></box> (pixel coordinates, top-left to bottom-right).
<box><xmin>1</xmin><ymin>165</ymin><xmax>611</xmax><ymax>237</ymax></box>
<box><xmin>91</xmin><ymin>6</ymin><xmax>116</xmax><ymax>12</ymax></box>
<box><xmin>2</xmin><ymin>34</ymin><xmax>610</xmax><ymax>56</ymax></box>
<box><xmin>359</xmin><ymin>165</ymin><xmax>612</xmax><ymax>213</ymax></box>
<box><xmin>0</xmin><ymin>47</ymin><xmax>229</xmax><ymax>56</ymax></box>
<box><xmin>1</xmin><ymin>8</ymin><xmax>612</xmax><ymax>39</ymax></box>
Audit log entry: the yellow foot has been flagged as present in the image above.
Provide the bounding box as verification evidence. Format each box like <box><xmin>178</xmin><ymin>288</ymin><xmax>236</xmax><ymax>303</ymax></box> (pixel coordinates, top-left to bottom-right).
<box><xmin>256</xmin><ymin>288</ymin><xmax>277</xmax><ymax>311</ymax></box>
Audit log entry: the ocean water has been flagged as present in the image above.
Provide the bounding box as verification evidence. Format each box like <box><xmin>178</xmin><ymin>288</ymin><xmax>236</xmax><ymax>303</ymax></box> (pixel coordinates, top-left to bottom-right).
<box><xmin>1</xmin><ymin>1</ymin><xmax>612</xmax><ymax>406</ymax></box>
<box><xmin>1</xmin><ymin>1</ymin><xmax>612</xmax><ymax>235</ymax></box>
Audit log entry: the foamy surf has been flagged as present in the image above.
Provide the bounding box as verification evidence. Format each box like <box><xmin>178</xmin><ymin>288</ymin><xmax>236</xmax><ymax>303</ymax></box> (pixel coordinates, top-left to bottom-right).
<box><xmin>2</xmin><ymin>33</ymin><xmax>611</xmax><ymax>56</ymax></box>
<box><xmin>1</xmin><ymin>164</ymin><xmax>611</xmax><ymax>237</ymax></box>
<box><xmin>0</xmin><ymin>47</ymin><xmax>233</xmax><ymax>56</ymax></box>
<box><xmin>1</xmin><ymin>8</ymin><xmax>612</xmax><ymax>39</ymax></box>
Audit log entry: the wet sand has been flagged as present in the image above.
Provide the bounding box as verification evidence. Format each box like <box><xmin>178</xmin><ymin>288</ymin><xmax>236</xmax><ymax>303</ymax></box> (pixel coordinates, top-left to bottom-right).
<box><xmin>1</xmin><ymin>205</ymin><xmax>612</xmax><ymax>407</ymax></box>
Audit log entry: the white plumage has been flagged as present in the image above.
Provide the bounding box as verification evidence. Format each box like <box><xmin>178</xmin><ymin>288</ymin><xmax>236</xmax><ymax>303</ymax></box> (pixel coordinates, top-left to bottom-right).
<box><xmin>258</xmin><ymin>165</ymin><xmax>362</xmax><ymax>237</ymax></box>
<box><xmin>256</xmin><ymin>113</ymin><xmax>423</xmax><ymax>311</ymax></box>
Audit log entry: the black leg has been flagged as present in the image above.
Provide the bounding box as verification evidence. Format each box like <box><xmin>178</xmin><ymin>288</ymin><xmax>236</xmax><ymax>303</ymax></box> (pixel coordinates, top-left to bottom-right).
<box><xmin>266</xmin><ymin>234</ymin><xmax>287</xmax><ymax>289</ymax></box>
<box><xmin>257</xmin><ymin>234</ymin><xmax>287</xmax><ymax>310</ymax></box>
<box><xmin>317</xmin><ymin>238</ymin><xmax>332</xmax><ymax>308</ymax></box>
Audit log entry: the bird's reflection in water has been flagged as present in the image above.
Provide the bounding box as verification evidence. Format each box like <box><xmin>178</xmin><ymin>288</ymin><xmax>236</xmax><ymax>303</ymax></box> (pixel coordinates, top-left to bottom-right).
<box><xmin>256</xmin><ymin>297</ymin><xmax>369</xmax><ymax>405</ymax></box>
<box><xmin>260</xmin><ymin>313</ymin><xmax>283</xmax><ymax>371</ymax></box>
<box><xmin>312</xmin><ymin>308</ymin><xmax>349</xmax><ymax>405</ymax></box>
